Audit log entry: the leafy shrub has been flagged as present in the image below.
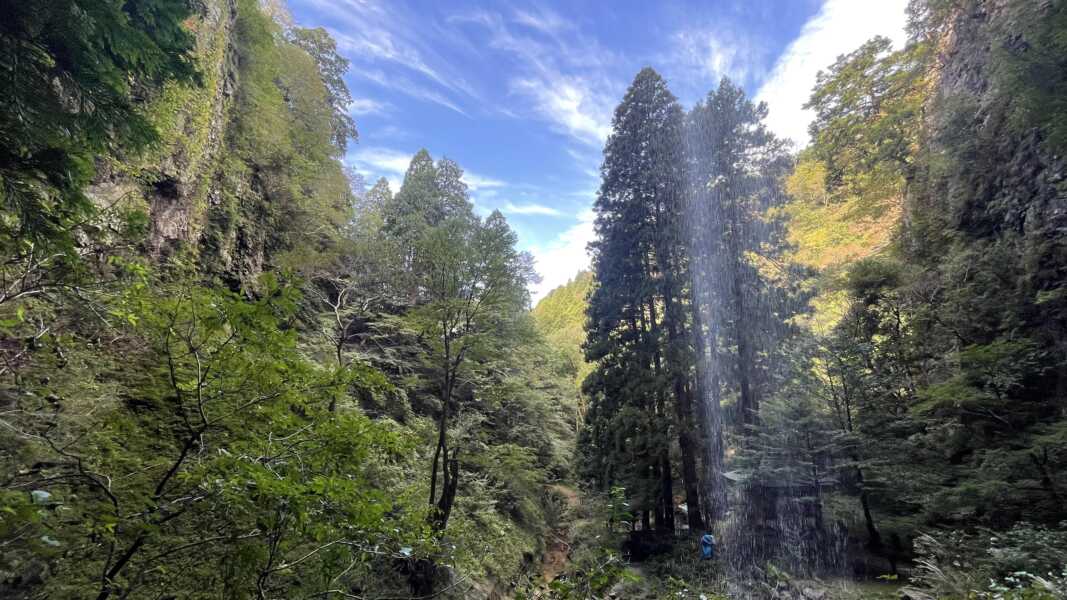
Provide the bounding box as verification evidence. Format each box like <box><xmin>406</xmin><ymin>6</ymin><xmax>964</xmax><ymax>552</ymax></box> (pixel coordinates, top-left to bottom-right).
<box><xmin>905</xmin><ymin>523</ymin><xmax>1067</xmax><ymax>599</ymax></box>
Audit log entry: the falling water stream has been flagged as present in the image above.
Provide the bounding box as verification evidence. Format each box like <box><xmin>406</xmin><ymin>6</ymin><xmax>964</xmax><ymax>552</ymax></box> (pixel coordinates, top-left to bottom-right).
<box><xmin>681</xmin><ymin>96</ymin><xmax>850</xmax><ymax>592</ymax></box>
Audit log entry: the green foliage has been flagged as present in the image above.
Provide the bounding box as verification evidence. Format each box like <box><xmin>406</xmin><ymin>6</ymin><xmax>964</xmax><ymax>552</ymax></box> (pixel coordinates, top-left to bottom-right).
<box><xmin>805</xmin><ymin>36</ymin><xmax>931</xmax><ymax>198</ymax></box>
<box><xmin>520</xmin><ymin>550</ymin><xmax>635</xmax><ymax>600</ymax></box>
<box><xmin>790</xmin><ymin>1</ymin><xmax>1067</xmax><ymax>575</ymax></box>
<box><xmin>204</xmin><ymin>0</ymin><xmax>356</xmax><ymax>283</ymax></box>
<box><xmin>783</xmin><ymin>155</ymin><xmax>898</xmax><ymax>270</ymax></box>
<box><xmin>1</xmin><ymin>275</ymin><xmax>429</xmax><ymax>598</ymax></box>
<box><xmin>532</xmin><ymin>270</ymin><xmax>594</xmax><ymax>389</ymax></box>
<box><xmin>0</xmin><ymin>2</ymin><xmax>576</xmax><ymax>597</ymax></box>
<box><xmin>916</xmin><ymin>340</ymin><xmax>1045</xmax><ymax>415</ymax></box>
<box><xmin>781</xmin><ymin>153</ymin><xmax>901</xmax><ymax>333</ymax></box>
<box><xmin>305</xmin><ymin>148</ymin><xmax>572</xmax><ymax>589</ymax></box>
<box><xmin>786</xmin><ymin>29</ymin><xmax>927</xmax><ymax>336</ymax></box>
<box><xmin>684</xmin><ymin>77</ymin><xmax>807</xmax><ymax>425</ymax></box>
<box><xmin>674</xmin><ymin>8</ymin><xmax>1067</xmax><ymax>592</ymax></box>
<box><xmin>289</xmin><ymin>27</ymin><xmax>358</xmax><ymax>151</ymax></box>
<box><xmin>0</xmin><ymin>0</ymin><xmax>197</xmax><ymax>242</ymax></box>
<box><xmin>995</xmin><ymin>1</ymin><xmax>1067</xmax><ymax>153</ymax></box>
<box><xmin>384</xmin><ymin>151</ymin><xmax>537</xmax><ymax>534</ymax></box>
<box><xmin>582</xmin><ymin>67</ymin><xmax>697</xmax><ymax>527</ymax></box>
<box><xmin>616</xmin><ymin>538</ymin><xmax>728</xmax><ymax>599</ymax></box>
<box><xmin>0</xmin><ymin>0</ymin><xmax>198</xmax><ymax>302</ymax></box>
<box><xmin>605</xmin><ymin>485</ymin><xmax>634</xmax><ymax>533</ymax></box>
<box><xmin>905</xmin><ymin>524</ymin><xmax>1067</xmax><ymax>600</ymax></box>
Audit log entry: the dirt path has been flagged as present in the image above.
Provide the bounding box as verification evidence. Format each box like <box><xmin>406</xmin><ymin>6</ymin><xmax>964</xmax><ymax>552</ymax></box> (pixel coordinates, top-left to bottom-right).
<box><xmin>540</xmin><ymin>484</ymin><xmax>581</xmax><ymax>584</ymax></box>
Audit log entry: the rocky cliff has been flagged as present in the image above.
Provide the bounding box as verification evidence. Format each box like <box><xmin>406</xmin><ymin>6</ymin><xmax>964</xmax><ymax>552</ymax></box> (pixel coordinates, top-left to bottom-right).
<box><xmin>87</xmin><ymin>0</ymin><xmax>283</xmax><ymax>288</ymax></box>
<box><xmin>925</xmin><ymin>0</ymin><xmax>1067</xmax><ymax>242</ymax></box>
<box><xmin>916</xmin><ymin>0</ymin><xmax>1067</xmax><ymax>397</ymax></box>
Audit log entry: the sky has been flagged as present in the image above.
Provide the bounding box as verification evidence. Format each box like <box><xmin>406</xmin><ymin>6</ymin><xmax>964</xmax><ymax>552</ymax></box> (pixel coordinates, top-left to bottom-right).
<box><xmin>285</xmin><ymin>0</ymin><xmax>910</xmax><ymax>302</ymax></box>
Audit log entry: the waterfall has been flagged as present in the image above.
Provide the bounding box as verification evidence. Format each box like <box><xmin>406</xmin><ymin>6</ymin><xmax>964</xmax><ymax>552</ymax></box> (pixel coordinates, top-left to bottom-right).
<box><xmin>682</xmin><ymin>85</ymin><xmax>848</xmax><ymax>583</ymax></box>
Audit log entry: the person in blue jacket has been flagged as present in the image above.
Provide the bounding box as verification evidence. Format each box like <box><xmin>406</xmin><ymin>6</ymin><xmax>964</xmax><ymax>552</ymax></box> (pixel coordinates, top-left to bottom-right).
<box><xmin>700</xmin><ymin>532</ymin><xmax>716</xmax><ymax>560</ymax></box>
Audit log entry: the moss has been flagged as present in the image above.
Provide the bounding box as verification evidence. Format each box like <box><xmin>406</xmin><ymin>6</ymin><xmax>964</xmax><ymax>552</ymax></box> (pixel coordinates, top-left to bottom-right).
<box><xmin>121</xmin><ymin>0</ymin><xmax>231</xmax><ymax>181</ymax></box>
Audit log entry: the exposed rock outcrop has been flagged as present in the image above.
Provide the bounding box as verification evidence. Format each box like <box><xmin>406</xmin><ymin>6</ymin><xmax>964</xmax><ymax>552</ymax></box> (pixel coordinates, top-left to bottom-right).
<box><xmin>87</xmin><ymin>0</ymin><xmax>259</xmax><ymax>283</ymax></box>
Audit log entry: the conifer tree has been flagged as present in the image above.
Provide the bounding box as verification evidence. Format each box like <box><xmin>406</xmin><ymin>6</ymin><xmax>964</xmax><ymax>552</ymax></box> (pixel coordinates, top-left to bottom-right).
<box><xmin>686</xmin><ymin>79</ymin><xmax>798</xmax><ymax>423</ymax></box>
<box><xmin>584</xmin><ymin>68</ymin><xmax>703</xmax><ymax>531</ymax></box>
<box><xmin>684</xmin><ymin>79</ymin><xmax>801</xmax><ymax>519</ymax></box>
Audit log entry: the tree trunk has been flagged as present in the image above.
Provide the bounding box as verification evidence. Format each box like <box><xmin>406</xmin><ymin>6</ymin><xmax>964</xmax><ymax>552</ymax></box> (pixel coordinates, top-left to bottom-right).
<box><xmin>433</xmin><ymin>448</ymin><xmax>460</xmax><ymax>531</ymax></box>
<box><xmin>856</xmin><ymin>466</ymin><xmax>883</xmax><ymax>551</ymax></box>
<box><xmin>642</xmin><ymin>297</ymin><xmax>675</xmax><ymax>535</ymax></box>
<box><xmin>810</xmin><ymin>459</ymin><xmax>825</xmax><ymax>536</ymax></box>
<box><xmin>693</xmin><ymin>305</ymin><xmax>727</xmax><ymax>521</ymax></box>
<box><xmin>428</xmin><ymin>394</ymin><xmax>448</xmax><ymax>527</ymax></box>
<box><xmin>661</xmin><ymin>281</ymin><xmax>705</xmax><ymax>532</ymax></box>
<box><xmin>675</xmin><ymin>384</ymin><xmax>704</xmax><ymax>531</ymax></box>
<box><xmin>657</xmin><ymin>449</ymin><xmax>674</xmax><ymax>532</ymax></box>
<box><xmin>722</xmin><ymin>183</ymin><xmax>758</xmax><ymax>432</ymax></box>
<box><xmin>733</xmin><ymin>275</ymin><xmax>757</xmax><ymax>430</ymax></box>
<box><xmin>429</xmin><ymin>336</ymin><xmax>458</xmax><ymax>533</ymax></box>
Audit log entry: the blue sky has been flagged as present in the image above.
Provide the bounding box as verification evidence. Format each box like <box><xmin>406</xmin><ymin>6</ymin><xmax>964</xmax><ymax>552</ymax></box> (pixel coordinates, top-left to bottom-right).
<box><xmin>285</xmin><ymin>0</ymin><xmax>909</xmax><ymax>301</ymax></box>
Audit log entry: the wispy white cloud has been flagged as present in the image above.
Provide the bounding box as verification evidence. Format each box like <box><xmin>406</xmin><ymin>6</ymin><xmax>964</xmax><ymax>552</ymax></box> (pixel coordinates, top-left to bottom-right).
<box><xmin>462</xmin><ymin>172</ymin><xmax>506</xmax><ymax>191</ymax></box>
<box><xmin>304</xmin><ymin>0</ymin><xmax>477</xmax><ymax>113</ymax></box>
<box><xmin>453</xmin><ymin>8</ymin><xmax>616</xmax><ymax>147</ymax></box>
<box><xmin>364</xmin><ymin>124</ymin><xmax>410</xmax><ymax>142</ymax></box>
<box><xmin>352</xmin><ymin>68</ymin><xmax>468</xmax><ymax>116</ymax></box>
<box><xmin>670</xmin><ymin>28</ymin><xmax>767</xmax><ymax>89</ymax></box>
<box><xmin>513</xmin><ymin>6</ymin><xmax>570</xmax><ymax>35</ymax></box>
<box><xmin>755</xmin><ymin>0</ymin><xmax>909</xmax><ymax>146</ymax></box>
<box><xmin>512</xmin><ymin>77</ymin><xmax>612</xmax><ymax>146</ymax></box>
<box><xmin>503</xmin><ymin>202</ymin><xmax>564</xmax><ymax>217</ymax></box>
<box><xmin>349</xmin><ymin>147</ymin><xmax>413</xmax><ymax>177</ymax></box>
<box><xmin>529</xmin><ymin>206</ymin><xmax>596</xmax><ymax>301</ymax></box>
<box><xmin>332</xmin><ymin>27</ymin><xmax>475</xmax><ymax>100</ymax></box>
<box><xmin>348</xmin><ymin>97</ymin><xmax>389</xmax><ymax>115</ymax></box>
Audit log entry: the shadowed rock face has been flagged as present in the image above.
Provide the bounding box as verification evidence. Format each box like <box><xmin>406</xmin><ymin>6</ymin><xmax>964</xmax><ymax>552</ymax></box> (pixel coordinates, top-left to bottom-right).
<box><xmin>929</xmin><ymin>0</ymin><xmax>1066</xmax><ymax>243</ymax></box>
<box><xmin>921</xmin><ymin>0</ymin><xmax>1067</xmax><ymax>423</ymax></box>
<box><xmin>87</xmin><ymin>0</ymin><xmax>272</xmax><ymax>286</ymax></box>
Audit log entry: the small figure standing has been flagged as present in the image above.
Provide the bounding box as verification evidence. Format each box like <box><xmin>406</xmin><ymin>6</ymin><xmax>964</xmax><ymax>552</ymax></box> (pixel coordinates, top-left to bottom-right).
<box><xmin>700</xmin><ymin>532</ymin><xmax>716</xmax><ymax>560</ymax></box>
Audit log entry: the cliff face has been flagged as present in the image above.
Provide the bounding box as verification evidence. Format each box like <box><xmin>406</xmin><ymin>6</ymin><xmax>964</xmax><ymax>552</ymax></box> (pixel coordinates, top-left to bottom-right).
<box><xmin>908</xmin><ymin>0</ymin><xmax>1067</xmax><ymax>472</ymax></box>
<box><xmin>927</xmin><ymin>0</ymin><xmax>1067</xmax><ymax>247</ymax></box>
<box><xmin>88</xmin><ymin>0</ymin><xmax>267</xmax><ymax>286</ymax></box>
<box><xmin>144</xmin><ymin>0</ymin><xmax>239</xmax><ymax>260</ymax></box>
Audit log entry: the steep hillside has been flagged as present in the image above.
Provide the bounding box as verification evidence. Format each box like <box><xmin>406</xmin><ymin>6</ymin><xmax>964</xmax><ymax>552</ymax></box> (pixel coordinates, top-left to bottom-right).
<box><xmin>531</xmin><ymin>270</ymin><xmax>594</xmax><ymax>390</ymax></box>
<box><xmin>780</xmin><ymin>157</ymin><xmax>902</xmax><ymax>333</ymax></box>
<box><xmin>769</xmin><ymin>0</ymin><xmax>1067</xmax><ymax>591</ymax></box>
<box><xmin>88</xmin><ymin>0</ymin><xmax>355</xmax><ymax>289</ymax></box>
<box><xmin>0</xmin><ymin>2</ymin><xmax>577</xmax><ymax>598</ymax></box>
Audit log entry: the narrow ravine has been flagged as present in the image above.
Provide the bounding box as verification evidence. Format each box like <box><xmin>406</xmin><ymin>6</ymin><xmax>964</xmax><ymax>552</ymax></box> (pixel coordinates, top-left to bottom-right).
<box><xmin>540</xmin><ymin>484</ymin><xmax>581</xmax><ymax>584</ymax></box>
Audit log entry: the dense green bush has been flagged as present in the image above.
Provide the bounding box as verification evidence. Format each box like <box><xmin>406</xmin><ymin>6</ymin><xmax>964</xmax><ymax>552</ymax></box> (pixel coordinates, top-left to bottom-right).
<box><xmin>906</xmin><ymin>523</ymin><xmax>1067</xmax><ymax>599</ymax></box>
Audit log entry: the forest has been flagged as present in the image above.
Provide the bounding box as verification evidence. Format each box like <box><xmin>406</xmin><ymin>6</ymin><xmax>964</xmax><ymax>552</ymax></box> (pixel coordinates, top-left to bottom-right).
<box><xmin>0</xmin><ymin>0</ymin><xmax>1065</xmax><ymax>599</ymax></box>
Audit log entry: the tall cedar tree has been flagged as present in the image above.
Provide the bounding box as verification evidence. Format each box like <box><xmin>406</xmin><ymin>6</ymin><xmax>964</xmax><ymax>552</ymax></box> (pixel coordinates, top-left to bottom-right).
<box><xmin>685</xmin><ymin>79</ymin><xmax>796</xmax><ymax>430</ymax></box>
<box><xmin>584</xmin><ymin>68</ymin><xmax>704</xmax><ymax>531</ymax></box>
